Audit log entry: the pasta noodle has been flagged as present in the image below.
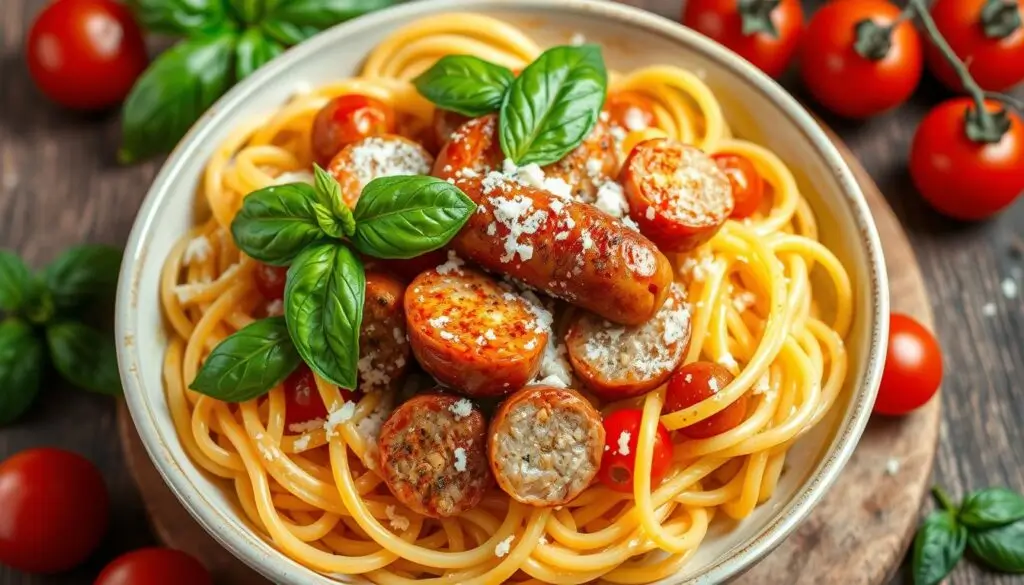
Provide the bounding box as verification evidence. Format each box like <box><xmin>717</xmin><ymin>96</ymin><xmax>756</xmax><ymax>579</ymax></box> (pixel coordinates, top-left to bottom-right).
<box><xmin>160</xmin><ymin>13</ymin><xmax>851</xmax><ymax>584</ymax></box>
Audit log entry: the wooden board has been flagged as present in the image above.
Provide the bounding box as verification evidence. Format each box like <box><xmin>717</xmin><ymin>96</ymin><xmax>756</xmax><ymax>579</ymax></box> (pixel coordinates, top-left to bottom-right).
<box><xmin>116</xmin><ymin>132</ymin><xmax>941</xmax><ymax>585</ymax></box>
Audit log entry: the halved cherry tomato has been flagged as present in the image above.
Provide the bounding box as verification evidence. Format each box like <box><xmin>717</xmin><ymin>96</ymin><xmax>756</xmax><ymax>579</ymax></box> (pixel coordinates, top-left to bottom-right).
<box><xmin>604</xmin><ymin>91</ymin><xmax>658</xmax><ymax>131</ymax></box>
<box><xmin>713</xmin><ymin>153</ymin><xmax>765</xmax><ymax>218</ymax></box>
<box><xmin>0</xmin><ymin>448</ymin><xmax>109</xmax><ymax>573</ymax></box>
<box><xmin>800</xmin><ymin>0</ymin><xmax>923</xmax><ymax>119</ymax></box>
<box><xmin>597</xmin><ymin>409</ymin><xmax>673</xmax><ymax>493</ymax></box>
<box><xmin>682</xmin><ymin>0</ymin><xmax>804</xmax><ymax>78</ymax></box>
<box><xmin>664</xmin><ymin>362</ymin><xmax>749</xmax><ymax>439</ymax></box>
<box><xmin>311</xmin><ymin>94</ymin><xmax>396</xmax><ymax>166</ymax></box>
<box><xmin>26</xmin><ymin>0</ymin><xmax>148</xmax><ymax>111</ymax></box>
<box><xmin>909</xmin><ymin>98</ymin><xmax>1024</xmax><ymax>221</ymax></box>
<box><xmin>95</xmin><ymin>548</ymin><xmax>212</xmax><ymax>585</ymax></box>
<box><xmin>925</xmin><ymin>0</ymin><xmax>1024</xmax><ymax>92</ymax></box>
<box><xmin>874</xmin><ymin>313</ymin><xmax>943</xmax><ymax>416</ymax></box>
<box><xmin>254</xmin><ymin>263</ymin><xmax>288</xmax><ymax>301</ymax></box>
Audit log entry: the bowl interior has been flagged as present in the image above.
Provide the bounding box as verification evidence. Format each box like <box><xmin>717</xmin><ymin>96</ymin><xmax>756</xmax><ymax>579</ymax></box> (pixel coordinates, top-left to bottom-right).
<box><xmin>117</xmin><ymin>2</ymin><xmax>886</xmax><ymax>584</ymax></box>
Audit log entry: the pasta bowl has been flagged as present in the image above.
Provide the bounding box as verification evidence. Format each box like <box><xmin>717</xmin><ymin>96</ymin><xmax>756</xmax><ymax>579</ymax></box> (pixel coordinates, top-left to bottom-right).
<box><xmin>115</xmin><ymin>0</ymin><xmax>889</xmax><ymax>583</ymax></box>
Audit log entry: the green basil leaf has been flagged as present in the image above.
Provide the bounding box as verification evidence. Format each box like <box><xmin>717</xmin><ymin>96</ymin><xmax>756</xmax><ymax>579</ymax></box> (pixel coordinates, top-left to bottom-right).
<box><xmin>45</xmin><ymin>321</ymin><xmax>121</xmax><ymax>395</ymax></box>
<box><xmin>228</xmin><ymin>0</ymin><xmax>267</xmax><ymax>24</ymax></box>
<box><xmin>413</xmin><ymin>55</ymin><xmax>515</xmax><ymax>117</ymax></box>
<box><xmin>0</xmin><ymin>320</ymin><xmax>44</xmax><ymax>425</ymax></box>
<box><xmin>312</xmin><ymin>202</ymin><xmax>347</xmax><ymax>239</ymax></box>
<box><xmin>260</xmin><ymin>0</ymin><xmax>396</xmax><ymax>45</ymax></box>
<box><xmin>259</xmin><ymin>20</ymin><xmax>319</xmax><ymax>45</ymax></box>
<box><xmin>313</xmin><ymin>165</ymin><xmax>355</xmax><ymax>236</ymax></box>
<box><xmin>959</xmin><ymin>488</ymin><xmax>1024</xmax><ymax>530</ymax></box>
<box><xmin>43</xmin><ymin>245</ymin><xmax>122</xmax><ymax>311</ymax></box>
<box><xmin>912</xmin><ymin>511</ymin><xmax>967</xmax><ymax>585</ymax></box>
<box><xmin>231</xmin><ymin>183</ymin><xmax>327</xmax><ymax>265</ymax></box>
<box><xmin>119</xmin><ymin>34</ymin><xmax>237</xmax><ymax>164</ymax></box>
<box><xmin>127</xmin><ymin>0</ymin><xmax>229</xmax><ymax>36</ymax></box>
<box><xmin>0</xmin><ymin>250</ymin><xmax>33</xmax><ymax>312</ymax></box>
<box><xmin>968</xmin><ymin>519</ymin><xmax>1024</xmax><ymax>573</ymax></box>
<box><xmin>190</xmin><ymin>316</ymin><xmax>300</xmax><ymax>402</ymax></box>
<box><xmin>351</xmin><ymin>176</ymin><xmax>475</xmax><ymax>259</ymax></box>
<box><xmin>285</xmin><ymin>243</ymin><xmax>363</xmax><ymax>389</ymax></box>
<box><xmin>235</xmin><ymin>27</ymin><xmax>284</xmax><ymax>80</ymax></box>
<box><xmin>23</xmin><ymin>282</ymin><xmax>55</xmax><ymax>326</ymax></box>
<box><xmin>499</xmin><ymin>44</ymin><xmax>607</xmax><ymax>166</ymax></box>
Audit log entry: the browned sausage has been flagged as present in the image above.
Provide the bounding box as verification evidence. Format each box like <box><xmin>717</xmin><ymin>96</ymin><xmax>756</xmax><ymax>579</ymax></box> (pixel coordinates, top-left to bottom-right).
<box><xmin>620</xmin><ymin>138</ymin><xmax>733</xmax><ymax>252</ymax></box>
<box><xmin>432</xmin><ymin>109</ymin><xmax>471</xmax><ymax>152</ymax></box>
<box><xmin>450</xmin><ymin>177</ymin><xmax>673</xmax><ymax>325</ymax></box>
<box><xmin>328</xmin><ymin>134</ymin><xmax>434</xmax><ymax>207</ymax></box>
<box><xmin>433</xmin><ymin>115</ymin><xmax>502</xmax><ymax>182</ymax></box>
<box><xmin>566</xmin><ymin>283</ymin><xmax>691</xmax><ymax>399</ymax></box>
<box><xmin>404</xmin><ymin>266</ymin><xmax>548</xmax><ymax>397</ymax></box>
<box><xmin>488</xmin><ymin>385</ymin><xmax>604</xmax><ymax>506</ymax></box>
<box><xmin>359</xmin><ymin>272</ymin><xmax>410</xmax><ymax>392</ymax></box>
<box><xmin>378</xmin><ymin>393</ymin><xmax>491</xmax><ymax>517</ymax></box>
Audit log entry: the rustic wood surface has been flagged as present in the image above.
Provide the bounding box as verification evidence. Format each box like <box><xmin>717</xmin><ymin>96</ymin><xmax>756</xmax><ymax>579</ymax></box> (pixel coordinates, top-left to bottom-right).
<box><xmin>0</xmin><ymin>0</ymin><xmax>1021</xmax><ymax>584</ymax></box>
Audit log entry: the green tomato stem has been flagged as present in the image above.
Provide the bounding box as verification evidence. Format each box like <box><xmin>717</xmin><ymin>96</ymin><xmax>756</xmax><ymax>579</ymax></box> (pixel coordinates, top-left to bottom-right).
<box><xmin>932</xmin><ymin>486</ymin><xmax>959</xmax><ymax>514</ymax></box>
<box><xmin>980</xmin><ymin>0</ymin><xmax>1022</xmax><ymax>40</ymax></box>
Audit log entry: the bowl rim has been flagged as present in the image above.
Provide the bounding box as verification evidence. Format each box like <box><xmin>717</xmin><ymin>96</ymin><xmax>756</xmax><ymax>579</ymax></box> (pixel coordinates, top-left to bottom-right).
<box><xmin>115</xmin><ymin>0</ymin><xmax>890</xmax><ymax>583</ymax></box>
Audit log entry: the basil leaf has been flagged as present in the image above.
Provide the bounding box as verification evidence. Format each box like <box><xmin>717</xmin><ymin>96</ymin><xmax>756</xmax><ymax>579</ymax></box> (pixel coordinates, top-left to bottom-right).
<box><xmin>313</xmin><ymin>165</ymin><xmax>355</xmax><ymax>236</ymax></box>
<box><xmin>0</xmin><ymin>250</ymin><xmax>32</xmax><ymax>312</ymax></box>
<box><xmin>231</xmin><ymin>183</ymin><xmax>327</xmax><ymax>265</ymax></box>
<box><xmin>285</xmin><ymin>243</ymin><xmax>363</xmax><ymax>389</ymax></box>
<box><xmin>413</xmin><ymin>55</ymin><xmax>515</xmax><ymax>117</ymax></box>
<box><xmin>968</xmin><ymin>520</ymin><xmax>1024</xmax><ymax>573</ymax></box>
<box><xmin>312</xmin><ymin>203</ymin><xmax>347</xmax><ymax>239</ymax></box>
<box><xmin>499</xmin><ymin>44</ymin><xmax>607</xmax><ymax>166</ymax></box>
<box><xmin>960</xmin><ymin>488</ymin><xmax>1024</xmax><ymax>530</ymax></box>
<box><xmin>228</xmin><ymin>0</ymin><xmax>267</xmax><ymax>24</ymax></box>
<box><xmin>0</xmin><ymin>320</ymin><xmax>44</xmax><ymax>425</ymax></box>
<box><xmin>190</xmin><ymin>316</ymin><xmax>300</xmax><ymax>402</ymax></box>
<box><xmin>127</xmin><ymin>0</ymin><xmax>229</xmax><ymax>36</ymax></box>
<box><xmin>259</xmin><ymin>20</ymin><xmax>319</xmax><ymax>45</ymax></box>
<box><xmin>235</xmin><ymin>28</ymin><xmax>284</xmax><ymax>81</ymax></box>
<box><xmin>45</xmin><ymin>321</ymin><xmax>121</xmax><ymax>395</ymax></box>
<box><xmin>261</xmin><ymin>0</ymin><xmax>396</xmax><ymax>44</ymax></box>
<box><xmin>43</xmin><ymin>245</ymin><xmax>122</xmax><ymax>311</ymax></box>
<box><xmin>912</xmin><ymin>511</ymin><xmax>967</xmax><ymax>585</ymax></box>
<box><xmin>352</xmin><ymin>176</ymin><xmax>475</xmax><ymax>259</ymax></box>
<box><xmin>119</xmin><ymin>34</ymin><xmax>237</xmax><ymax>164</ymax></box>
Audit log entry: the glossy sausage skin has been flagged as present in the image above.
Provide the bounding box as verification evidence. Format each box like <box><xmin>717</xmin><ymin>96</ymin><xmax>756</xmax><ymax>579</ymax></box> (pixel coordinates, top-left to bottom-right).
<box><xmin>328</xmin><ymin>134</ymin><xmax>434</xmax><ymax>208</ymax></box>
<box><xmin>450</xmin><ymin>177</ymin><xmax>673</xmax><ymax>326</ymax></box>
<box><xmin>359</xmin><ymin>272</ymin><xmax>410</xmax><ymax>392</ymax></box>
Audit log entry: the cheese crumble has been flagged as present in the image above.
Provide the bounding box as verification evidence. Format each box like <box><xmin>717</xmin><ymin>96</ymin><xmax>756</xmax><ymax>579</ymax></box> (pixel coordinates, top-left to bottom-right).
<box><xmin>494</xmin><ymin>535</ymin><xmax>515</xmax><ymax>558</ymax></box>
<box><xmin>449</xmin><ymin>398</ymin><xmax>473</xmax><ymax>420</ymax></box>
<box><xmin>453</xmin><ymin>447</ymin><xmax>468</xmax><ymax>472</ymax></box>
<box><xmin>617</xmin><ymin>431</ymin><xmax>631</xmax><ymax>456</ymax></box>
<box><xmin>385</xmin><ymin>505</ymin><xmax>411</xmax><ymax>532</ymax></box>
<box><xmin>323</xmin><ymin>401</ymin><xmax>356</xmax><ymax>439</ymax></box>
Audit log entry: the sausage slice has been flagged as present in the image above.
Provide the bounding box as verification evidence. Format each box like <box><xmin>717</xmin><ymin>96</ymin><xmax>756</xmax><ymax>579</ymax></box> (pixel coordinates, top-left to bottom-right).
<box><xmin>328</xmin><ymin>134</ymin><xmax>434</xmax><ymax>207</ymax></box>
<box><xmin>405</xmin><ymin>266</ymin><xmax>548</xmax><ymax>397</ymax></box>
<box><xmin>488</xmin><ymin>385</ymin><xmax>605</xmax><ymax>506</ymax></box>
<box><xmin>620</xmin><ymin>138</ymin><xmax>734</xmax><ymax>252</ymax></box>
<box><xmin>566</xmin><ymin>283</ymin><xmax>691</xmax><ymax>400</ymax></box>
<box><xmin>378</xmin><ymin>393</ymin><xmax>490</xmax><ymax>517</ymax></box>
<box><xmin>359</xmin><ymin>272</ymin><xmax>410</xmax><ymax>392</ymax></box>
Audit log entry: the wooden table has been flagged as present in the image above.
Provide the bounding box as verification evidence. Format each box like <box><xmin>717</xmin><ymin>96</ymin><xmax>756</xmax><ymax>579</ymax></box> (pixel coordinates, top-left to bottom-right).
<box><xmin>1</xmin><ymin>1</ymin><xmax>1021</xmax><ymax>584</ymax></box>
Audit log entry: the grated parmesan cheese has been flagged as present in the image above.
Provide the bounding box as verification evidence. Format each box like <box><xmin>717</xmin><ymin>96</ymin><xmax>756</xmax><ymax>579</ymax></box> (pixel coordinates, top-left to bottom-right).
<box><xmin>385</xmin><ymin>505</ymin><xmax>411</xmax><ymax>532</ymax></box>
<box><xmin>623</xmin><ymin>107</ymin><xmax>649</xmax><ymax>131</ymax></box>
<box><xmin>173</xmin><ymin>262</ymin><xmax>242</xmax><ymax>304</ymax></box>
<box><xmin>183</xmin><ymin>235</ymin><xmax>212</xmax><ymax>265</ymax></box>
<box><xmin>273</xmin><ymin>170</ymin><xmax>315</xmax><ymax>186</ymax></box>
<box><xmin>449</xmin><ymin>398</ymin><xmax>473</xmax><ymax>420</ymax></box>
<box><xmin>753</xmin><ymin>373</ymin><xmax>771</xmax><ymax>395</ymax></box>
<box><xmin>453</xmin><ymin>447</ymin><xmax>467</xmax><ymax>472</ymax></box>
<box><xmin>617</xmin><ymin>431</ymin><xmax>631</xmax><ymax>456</ymax></box>
<box><xmin>621</xmin><ymin>215</ymin><xmax>640</xmax><ymax>231</ymax></box>
<box><xmin>494</xmin><ymin>535</ymin><xmax>515</xmax><ymax>558</ymax></box>
<box><xmin>293</xmin><ymin>435</ymin><xmax>311</xmax><ymax>451</ymax></box>
<box><xmin>323</xmin><ymin>402</ymin><xmax>356</xmax><ymax>439</ymax></box>
<box><xmin>288</xmin><ymin>418</ymin><xmax>325</xmax><ymax>434</ymax></box>
<box><xmin>708</xmin><ymin>377</ymin><xmax>720</xmax><ymax>393</ymax></box>
<box><xmin>266</xmin><ymin>299</ymin><xmax>284</xmax><ymax>317</ymax></box>
<box><xmin>435</xmin><ymin>250</ymin><xmax>465</xmax><ymax>275</ymax></box>
<box><xmin>594</xmin><ymin>180</ymin><xmax>629</xmax><ymax>218</ymax></box>
<box><xmin>345</xmin><ymin>137</ymin><xmax>431</xmax><ymax>191</ymax></box>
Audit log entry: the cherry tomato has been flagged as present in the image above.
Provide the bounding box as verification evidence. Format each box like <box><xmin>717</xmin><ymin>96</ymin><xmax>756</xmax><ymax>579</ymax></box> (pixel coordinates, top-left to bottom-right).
<box><xmin>431</xmin><ymin>109</ymin><xmax>470</xmax><ymax>152</ymax></box>
<box><xmin>604</xmin><ymin>91</ymin><xmax>659</xmax><ymax>131</ymax></box>
<box><xmin>0</xmin><ymin>448</ymin><xmax>109</xmax><ymax>573</ymax></box>
<box><xmin>95</xmin><ymin>548</ymin><xmax>212</xmax><ymax>585</ymax></box>
<box><xmin>664</xmin><ymin>362</ymin><xmax>749</xmax><ymax>439</ymax></box>
<box><xmin>874</xmin><ymin>313</ymin><xmax>943</xmax><ymax>416</ymax></box>
<box><xmin>597</xmin><ymin>409</ymin><xmax>673</xmax><ymax>493</ymax></box>
<box><xmin>682</xmin><ymin>0</ymin><xmax>804</xmax><ymax>78</ymax></box>
<box><xmin>311</xmin><ymin>94</ymin><xmax>396</xmax><ymax>166</ymax></box>
<box><xmin>925</xmin><ymin>0</ymin><xmax>1024</xmax><ymax>92</ymax></box>
<box><xmin>712</xmin><ymin>153</ymin><xmax>765</xmax><ymax>218</ymax></box>
<box><xmin>26</xmin><ymin>0</ymin><xmax>147</xmax><ymax>111</ymax></box>
<box><xmin>253</xmin><ymin>263</ymin><xmax>288</xmax><ymax>301</ymax></box>
<box><xmin>283</xmin><ymin>365</ymin><xmax>358</xmax><ymax>430</ymax></box>
<box><xmin>800</xmin><ymin>0</ymin><xmax>923</xmax><ymax>119</ymax></box>
<box><xmin>909</xmin><ymin>98</ymin><xmax>1024</xmax><ymax>221</ymax></box>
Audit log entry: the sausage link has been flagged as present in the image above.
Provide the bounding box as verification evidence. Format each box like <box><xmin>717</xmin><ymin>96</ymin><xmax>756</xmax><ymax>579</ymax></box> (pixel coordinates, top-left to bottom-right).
<box><xmin>328</xmin><ymin>134</ymin><xmax>434</xmax><ymax>207</ymax></box>
<box><xmin>359</xmin><ymin>272</ymin><xmax>410</xmax><ymax>392</ymax></box>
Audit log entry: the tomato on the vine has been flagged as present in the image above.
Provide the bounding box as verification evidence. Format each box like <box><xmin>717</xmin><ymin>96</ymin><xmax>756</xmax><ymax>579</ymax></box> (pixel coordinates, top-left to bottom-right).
<box><xmin>95</xmin><ymin>548</ymin><xmax>213</xmax><ymax>585</ymax></box>
<box><xmin>925</xmin><ymin>0</ymin><xmax>1024</xmax><ymax>92</ymax></box>
<box><xmin>800</xmin><ymin>0</ymin><xmax>923</xmax><ymax>118</ymax></box>
<box><xmin>910</xmin><ymin>98</ymin><xmax>1024</xmax><ymax>221</ymax></box>
<box><xmin>712</xmin><ymin>153</ymin><xmax>765</xmax><ymax>218</ymax></box>
<box><xmin>26</xmin><ymin>0</ymin><xmax>148</xmax><ymax>111</ymax></box>
<box><xmin>874</xmin><ymin>313</ymin><xmax>943</xmax><ymax>416</ymax></box>
<box><xmin>682</xmin><ymin>0</ymin><xmax>804</xmax><ymax>79</ymax></box>
<box><xmin>597</xmin><ymin>409</ymin><xmax>673</xmax><ymax>493</ymax></box>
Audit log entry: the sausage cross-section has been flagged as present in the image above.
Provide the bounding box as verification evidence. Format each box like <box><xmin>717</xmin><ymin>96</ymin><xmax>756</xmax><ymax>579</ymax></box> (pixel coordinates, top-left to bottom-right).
<box><xmin>358</xmin><ymin>272</ymin><xmax>410</xmax><ymax>392</ymax></box>
<box><xmin>328</xmin><ymin>134</ymin><xmax>433</xmax><ymax>207</ymax></box>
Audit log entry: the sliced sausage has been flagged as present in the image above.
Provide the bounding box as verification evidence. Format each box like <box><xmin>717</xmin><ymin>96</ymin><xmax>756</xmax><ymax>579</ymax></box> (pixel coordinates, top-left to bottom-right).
<box><xmin>451</xmin><ymin>177</ymin><xmax>673</xmax><ymax>326</ymax></box>
<box><xmin>328</xmin><ymin>134</ymin><xmax>434</xmax><ymax>207</ymax></box>
<box><xmin>566</xmin><ymin>283</ymin><xmax>691</xmax><ymax>400</ymax></box>
<box><xmin>359</xmin><ymin>272</ymin><xmax>410</xmax><ymax>392</ymax></box>
<box><xmin>378</xmin><ymin>393</ymin><xmax>491</xmax><ymax>517</ymax></box>
<box><xmin>620</xmin><ymin>138</ymin><xmax>734</xmax><ymax>252</ymax></box>
<box><xmin>543</xmin><ymin>119</ymin><xmax>619</xmax><ymax>204</ymax></box>
<box><xmin>433</xmin><ymin>114</ymin><xmax>502</xmax><ymax>182</ymax></box>
<box><xmin>488</xmin><ymin>385</ymin><xmax>604</xmax><ymax>506</ymax></box>
<box><xmin>404</xmin><ymin>266</ymin><xmax>548</xmax><ymax>397</ymax></box>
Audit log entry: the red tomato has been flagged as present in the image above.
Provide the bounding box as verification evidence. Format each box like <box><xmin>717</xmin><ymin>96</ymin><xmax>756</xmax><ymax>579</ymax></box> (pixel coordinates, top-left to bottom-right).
<box><xmin>682</xmin><ymin>0</ymin><xmax>804</xmax><ymax>78</ymax></box>
<box><xmin>597</xmin><ymin>409</ymin><xmax>673</xmax><ymax>493</ymax></box>
<box><xmin>800</xmin><ymin>0</ymin><xmax>923</xmax><ymax>118</ymax></box>
<box><xmin>95</xmin><ymin>548</ymin><xmax>212</xmax><ymax>585</ymax></box>
<box><xmin>254</xmin><ymin>263</ymin><xmax>288</xmax><ymax>301</ymax></box>
<box><xmin>371</xmin><ymin>249</ymin><xmax>449</xmax><ymax>282</ymax></box>
<box><xmin>925</xmin><ymin>0</ymin><xmax>1024</xmax><ymax>92</ymax></box>
<box><xmin>712</xmin><ymin>153</ymin><xmax>765</xmax><ymax>218</ymax></box>
<box><xmin>311</xmin><ymin>94</ymin><xmax>396</xmax><ymax>166</ymax></box>
<box><xmin>0</xmin><ymin>448</ymin><xmax>109</xmax><ymax>573</ymax></box>
<box><xmin>604</xmin><ymin>91</ymin><xmax>659</xmax><ymax>131</ymax></box>
<box><xmin>26</xmin><ymin>0</ymin><xmax>147</xmax><ymax>111</ymax></box>
<box><xmin>664</xmin><ymin>362</ymin><xmax>749</xmax><ymax>439</ymax></box>
<box><xmin>874</xmin><ymin>313</ymin><xmax>943</xmax><ymax>416</ymax></box>
<box><xmin>283</xmin><ymin>365</ymin><xmax>358</xmax><ymax>430</ymax></box>
<box><xmin>909</xmin><ymin>98</ymin><xmax>1024</xmax><ymax>221</ymax></box>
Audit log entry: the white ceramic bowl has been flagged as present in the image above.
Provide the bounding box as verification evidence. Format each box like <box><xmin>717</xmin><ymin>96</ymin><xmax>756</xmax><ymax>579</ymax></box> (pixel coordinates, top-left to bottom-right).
<box><xmin>116</xmin><ymin>1</ymin><xmax>889</xmax><ymax>583</ymax></box>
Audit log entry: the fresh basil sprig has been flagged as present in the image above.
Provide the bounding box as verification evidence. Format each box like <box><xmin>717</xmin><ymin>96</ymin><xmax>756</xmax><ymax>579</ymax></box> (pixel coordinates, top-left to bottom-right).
<box><xmin>190</xmin><ymin>317</ymin><xmax>300</xmax><ymax>402</ymax></box>
<box><xmin>0</xmin><ymin>320</ymin><xmax>44</xmax><ymax>425</ymax></box>
<box><xmin>413</xmin><ymin>55</ymin><xmax>516</xmax><ymax>117</ymax></box>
